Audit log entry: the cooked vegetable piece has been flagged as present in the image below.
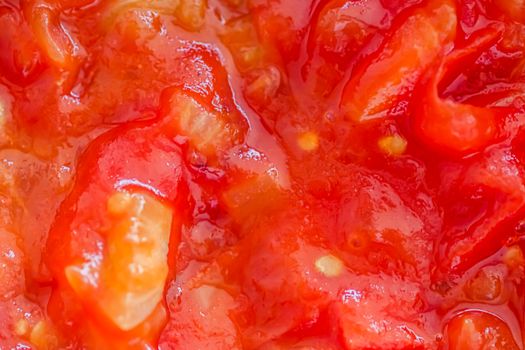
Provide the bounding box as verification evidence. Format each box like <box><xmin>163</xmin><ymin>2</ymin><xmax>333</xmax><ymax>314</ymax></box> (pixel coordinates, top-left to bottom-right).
<box><xmin>175</xmin><ymin>0</ymin><xmax>207</xmax><ymax>31</ymax></box>
<box><xmin>0</xmin><ymin>8</ymin><xmax>43</xmax><ymax>85</ymax></box>
<box><xmin>66</xmin><ymin>190</ymin><xmax>172</xmax><ymax>331</ymax></box>
<box><xmin>163</xmin><ymin>90</ymin><xmax>242</xmax><ymax>157</ymax></box>
<box><xmin>29</xmin><ymin>5</ymin><xmax>83</xmax><ymax>71</ymax></box>
<box><xmin>464</xmin><ymin>265</ymin><xmax>505</xmax><ymax>302</ymax></box>
<box><xmin>447</xmin><ymin>311</ymin><xmax>519</xmax><ymax>350</ymax></box>
<box><xmin>45</xmin><ymin>124</ymin><xmax>184</xmax><ymax>342</ymax></box>
<box><xmin>437</xmin><ymin>148</ymin><xmax>525</xmax><ymax>274</ymax></box>
<box><xmin>340</xmin><ymin>0</ymin><xmax>457</xmax><ymax>122</ymax></box>
<box><xmin>413</xmin><ymin>28</ymin><xmax>505</xmax><ymax>155</ymax></box>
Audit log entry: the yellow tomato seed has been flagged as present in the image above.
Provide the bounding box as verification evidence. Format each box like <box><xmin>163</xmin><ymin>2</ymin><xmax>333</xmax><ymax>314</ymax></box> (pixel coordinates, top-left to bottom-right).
<box><xmin>298</xmin><ymin>132</ymin><xmax>319</xmax><ymax>151</ymax></box>
<box><xmin>378</xmin><ymin>134</ymin><xmax>407</xmax><ymax>156</ymax></box>
<box><xmin>315</xmin><ymin>254</ymin><xmax>344</xmax><ymax>277</ymax></box>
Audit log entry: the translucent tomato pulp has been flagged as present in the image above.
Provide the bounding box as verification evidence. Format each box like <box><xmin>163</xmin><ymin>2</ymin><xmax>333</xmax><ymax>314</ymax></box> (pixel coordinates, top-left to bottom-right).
<box><xmin>1</xmin><ymin>0</ymin><xmax>525</xmax><ymax>349</ymax></box>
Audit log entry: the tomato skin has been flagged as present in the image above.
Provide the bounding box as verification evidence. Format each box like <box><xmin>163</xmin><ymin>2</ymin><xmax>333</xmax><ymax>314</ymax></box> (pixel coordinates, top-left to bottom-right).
<box><xmin>413</xmin><ymin>87</ymin><xmax>498</xmax><ymax>155</ymax></box>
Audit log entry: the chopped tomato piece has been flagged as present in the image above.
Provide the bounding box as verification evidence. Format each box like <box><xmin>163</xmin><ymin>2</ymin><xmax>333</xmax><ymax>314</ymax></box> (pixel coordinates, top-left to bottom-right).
<box><xmin>220</xmin><ymin>15</ymin><xmax>274</xmax><ymax>72</ymax></box>
<box><xmin>334</xmin><ymin>301</ymin><xmax>429</xmax><ymax>349</ymax></box>
<box><xmin>102</xmin><ymin>0</ymin><xmax>179</xmax><ymax>27</ymax></box>
<box><xmin>340</xmin><ymin>0</ymin><xmax>457</xmax><ymax>122</ymax></box>
<box><xmin>447</xmin><ymin>311</ymin><xmax>519</xmax><ymax>350</ymax></box>
<box><xmin>0</xmin><ymin>7</ymin><xmax>44</xmax><ymax>85</ymax></box>
<box><xmin>250</xmin><ymin>0</ymin><xmax>314</xmax><ymax>62</ymax></box>
<box><xmin>175</xmin><ymin>0</ymin><xmax>207</xmax><ymax>32</ymax></box>
<box><xmin>437</xmin><ymin>148</ymin><xmax>525</xmax><ymax>274</ymax></box>
<box><xmin>28</xmin><ymin>4</ymin><xmax>83</xmax><ymax>72</ymax></box>
<box><xmin>66</xmin><ymin>190</ymin><xmax>173</xmax><ymax>331</ymax></box>
<box><xmin>413</xmin><ymin>28</ymin><xmax>507</xmax><ymax>155</ymax></box>
<box><xmin>159</xmin><ymin>53</ymin><xmax>248</xmax><ymax>162</ymax></box>
<box><xmin>222</xmin><ymin>173</ymin><xmax>285</xmax><ymax>223</ymax></box>
<box><xmin>46</xmin><ymin>0</ymin><xmax>96</xmax><ymax>8</ymax></box>
<box><xmin>312</xmin><ymin>0</ymin><xmax>383</xmax><ymax>65</ymax></box>
<box><xmin>259</xmin><ymin>337</ymin><xmax>340</xmax><ymax>350</ymax></box>
<box><xmin>162</xmin><ymin>88</ymin><xmax>245</xmax><ymax>159</ymax></box>
<box><xmin>244</xmin><ymin>66</ymin><xmax>282</xmax><ymax>105</ymax></box>
<box><xmin>45</xmin><ymin>123</ymin><xmax>186</xmax><ymax>345</ymax></box>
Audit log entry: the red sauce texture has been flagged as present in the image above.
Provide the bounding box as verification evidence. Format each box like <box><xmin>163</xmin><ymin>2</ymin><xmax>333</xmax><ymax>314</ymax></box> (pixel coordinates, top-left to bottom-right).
<box><xmin>1</xmin><ymin>0</ymin><xmax>525</xmax><ymax>349</ymax></box>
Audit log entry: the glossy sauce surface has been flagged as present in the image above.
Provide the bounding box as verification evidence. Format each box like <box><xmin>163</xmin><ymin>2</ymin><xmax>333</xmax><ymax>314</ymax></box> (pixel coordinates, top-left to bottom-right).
<box><xmin>1</xmin><ymin>0</ymin><xmax>525</xmax><ymax>349</ymax></box>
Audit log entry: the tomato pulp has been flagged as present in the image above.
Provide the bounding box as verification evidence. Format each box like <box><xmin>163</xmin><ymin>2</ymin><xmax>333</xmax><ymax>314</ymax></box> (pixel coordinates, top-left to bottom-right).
<box><xmin>1</xmin><ymin>0</ymin><xmax>525</xmax><ymax>349</ymax></box>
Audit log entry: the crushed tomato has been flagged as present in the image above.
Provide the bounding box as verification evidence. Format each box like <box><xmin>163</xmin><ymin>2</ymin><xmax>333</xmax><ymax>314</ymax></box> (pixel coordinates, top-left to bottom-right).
<box><xmin>1</xmin><ymin>0</ymin><xmax>525</xmax><ymax>349</ymax></box>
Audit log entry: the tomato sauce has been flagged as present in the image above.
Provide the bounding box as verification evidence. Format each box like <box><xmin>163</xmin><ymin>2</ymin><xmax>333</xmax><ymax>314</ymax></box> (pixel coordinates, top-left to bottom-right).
<box><xmin>1</xmin><ymin>0</ymin><xmax>525</xmax><ymax>348</ymax></box>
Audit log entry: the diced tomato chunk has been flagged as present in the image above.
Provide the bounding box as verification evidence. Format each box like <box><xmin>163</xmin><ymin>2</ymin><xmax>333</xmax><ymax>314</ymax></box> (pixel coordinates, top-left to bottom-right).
<box><xmin>340</xmin><ymin>0</ymin><xmax>457</xmax><ymax>122</ymax></box>
<box><xmin>45</xmin><ymin>123</ymin><xmax>186</xmax><ymax>345</ymax></box>
<box><xmin>412</xmin><ymin>28</ymin><xmax>508</xmax><ymax>155</ymax></box>
<box><xmin>175</xmin><ymin>0</ymin><xmax>207</xmax><ymax>31</ymax></box>
<box><xmin>463</xmin><ymin>265</ymin><xmax>506</xmax><ymax>302</ymax></box>
<box><xmin>447</xmin><ymin>311</ymin><xmax>519</xmax><ymax>350</ymax></box>
<box><xmin>436</xmin><ymin>148</ymin><xmax>525</xmax><ymax>274</ymax></box>
<box><xmin>250</xmin><ymin>0</ymin><xmax>314</xmax><ymax>62</ymax></box>
<box><xmin>222</xmin><ymin>173</ymin><xmax>285</xmax><ymax>223</ymax></box>
<box><xmin>0</xmin><ymin>7</ymin><xmax>44</xmax><ymax>85</ymax></box>
<box><xmin>28</xmin><ymin>4</ymin><xmax>84</xmax><ymax>72</ymax></box>
<box><xmin>162</xmin><ymin>88</ymin><xmax>245</xmax><ymax>159</ymax></box>
<box><xmin>312</xmin><ymin>0</ymin><xmax>382</xmax><ymax>65</ymax></box>
<box><xmin>220</xmin><ymin>15</ymin><xmax>275</xmax><ymax>72</ymax></box>
<box><xmin>66</xmin><ymin>190</ymin><xmax>173</xmax><ymax>331</ymax></box>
